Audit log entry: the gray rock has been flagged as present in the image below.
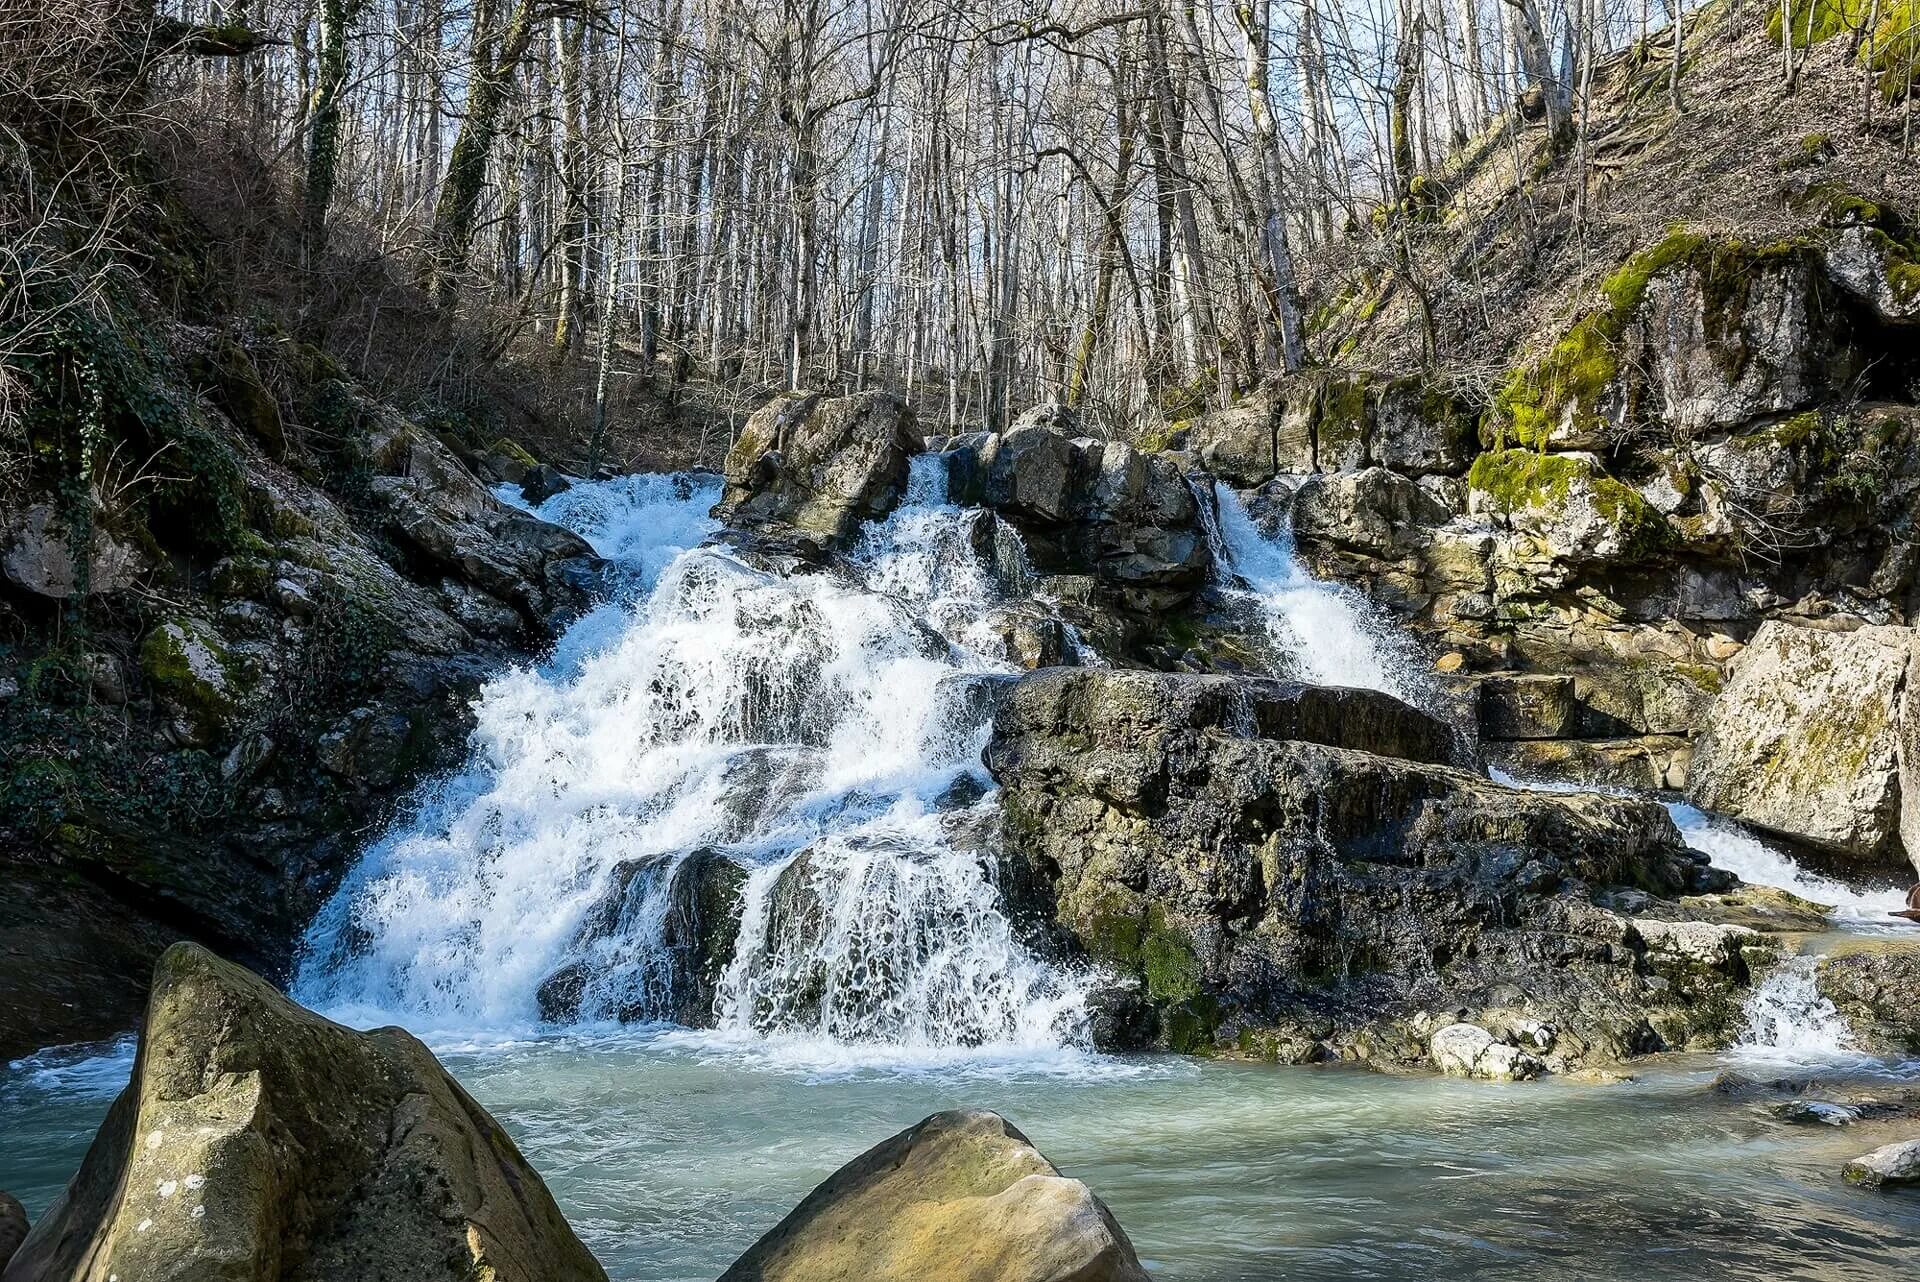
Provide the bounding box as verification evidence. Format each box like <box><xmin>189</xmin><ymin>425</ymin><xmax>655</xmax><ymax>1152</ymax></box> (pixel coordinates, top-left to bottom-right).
<box><xmin>718</xmin><ymin>1110</ymin><xmax>1147</xmax><ymax>1282</ymax></box>
<box><xmin>1818</xmin><ymin>942</ymin><xmax>1920</xmax><ymax>1056</ymax></box>
<box><xmin>1842</xmin><ymin>1138</ymin><xmax>1920</xmax><ymax>1188</ymax></box>
<box><xmin>1477</xmin><ymin>674</ymin><xmax>1578</xmax><ymax>740</ymax></box>
<box><xmin>1431</xmin><ymin>1023</ymin><xmax>1546</xmax><ymax>1080</ymax></box>
<box><xmin>987</xmin><ymin>666</ymin><xmax>1745</xmax><ymax>1064</ymax></box>
<box><xmin>1687</xmin><ymin>620</ymin><xmax>1913</xmax><ymax>869</ymax></box>
<box><xmin>944</xmin><ymin>416</ymin><xmax>1210</xmax><ymax>615</ymax></box>
<box><xmin>716</xmin><ymin>390</ymin><xmax>923</xmax><ymax>548</ymax></box>
<box><xmin>1</xmin><ymin>503</ymin><xmax>139</xmax><ymax>598</ymax></box>
<box><xmin>2</xmin><ymin>943</ymin><xmax>606</xmax><ymax>1282</ymax></box>
<box><xmin>521</xmin><ymin>464</ymin><xmax>573</xmax><ymax>505</ymax></box>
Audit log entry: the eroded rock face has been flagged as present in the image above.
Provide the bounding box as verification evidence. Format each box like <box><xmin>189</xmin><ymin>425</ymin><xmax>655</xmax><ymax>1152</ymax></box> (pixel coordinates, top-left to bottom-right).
<box><xmin>718</xmin><ymin>1110</ymin><xmax>1147</xmax><ymax>1282</ymax></box>
<box><xmin>4</xmin><ymin>943</ymin><xmax>605</xmax><ymax>1282</ymax></box>
<box><xmin>1687</xmin><ymin>620</ymin><xmax>1913</xmax><ymax>869</ymax></box>
<box><xmin>715</xmin><ymin>390</ymin><xmax>923</xmax><ymax>549</ymax></box>
<box><xmin>1</xmin><ymin>503</ymin><xmax>140</xmax><ymax>598</ymax></box>
<box><xmin>986</xmin><ymin>667</ymin><xmax>1759</xmax><ymax>1067</ymax></box>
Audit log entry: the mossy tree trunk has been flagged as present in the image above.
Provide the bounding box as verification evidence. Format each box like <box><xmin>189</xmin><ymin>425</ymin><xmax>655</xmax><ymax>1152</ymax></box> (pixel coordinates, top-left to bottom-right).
<box><xmin>301</xmin><ymin>0</ymin><xmax>365</xmax><ymax>270</ymax></box>
<box><xmin>425</xmin><ymin>0</ymin><xmax>546</xmax><ymax>307</ymax></box>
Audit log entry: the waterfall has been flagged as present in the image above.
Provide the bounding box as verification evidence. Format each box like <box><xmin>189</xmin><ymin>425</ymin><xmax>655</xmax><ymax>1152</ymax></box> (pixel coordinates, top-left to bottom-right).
<box><xmin>294</xmin><ymin>457</ymin><xmax>1092</xmax><ymax>1058</ymax></box>
<box><xmin>1665</xmin><ymin>803</ymin><xmax>1911</xmax><ymax>932</ymax></box>
<box><xmin>1200</xmin><ymin>480</ymin><xmax>1432</xmax><ymax>706</ymax></box>
<box><xmin>1732</xmin><ymin>956</ymin><xmax>1862</xmax><ymax>1064</ymax></box>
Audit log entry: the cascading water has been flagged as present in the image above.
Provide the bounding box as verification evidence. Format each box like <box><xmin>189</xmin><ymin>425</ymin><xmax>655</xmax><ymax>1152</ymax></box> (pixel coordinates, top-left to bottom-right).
<box><xmin>295</xmin><ymin>457</ymin><xmax>1093</xmax><ymax>1060</ymax></box>
<box><xmin>1199</xmin><ymin>480</ymin><xmax>1432</xmax><ymax>706</ymax></box>
<box><xmin>1664</xmin><ymin>802</ymin><xmax>1911</xmax><ymax>932</ymax></box>
<box><xmin>1731</xmin><ymin>955</ymin><xmax>1864</xmax><ymax>1064</ymax></box>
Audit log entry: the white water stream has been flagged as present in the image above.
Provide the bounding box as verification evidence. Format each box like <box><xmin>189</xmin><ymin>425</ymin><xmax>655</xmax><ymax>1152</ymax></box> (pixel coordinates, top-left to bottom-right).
<box><xmin>295</xmin><ymin>459</ymin><xmax>1094</xmax><ymax>1065</ymax></box>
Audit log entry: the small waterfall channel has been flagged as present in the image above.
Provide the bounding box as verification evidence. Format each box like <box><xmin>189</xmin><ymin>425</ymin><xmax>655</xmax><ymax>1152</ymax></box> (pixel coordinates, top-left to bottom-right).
<box><xmin>295</xmin><ymin>458</ymin><xmax>1093</xmax><ymax>1060</ymax></box>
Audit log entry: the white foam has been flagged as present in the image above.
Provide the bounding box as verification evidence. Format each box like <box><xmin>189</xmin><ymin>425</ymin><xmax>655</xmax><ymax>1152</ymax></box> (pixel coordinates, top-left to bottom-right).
<box><xmin>297</xmin><ymin>463</ymin><xmax>1095</xmax><ymax>1065</ymax></box>
<box><xmin>1202</xmin><ymin>481</ymin><xmax>1433</xmax><ymax>706</ymax></box>
<box><xmin>1665</xmin><ymin>802</ymin><xmax>1910</xmax><ymax>932</ymax></box>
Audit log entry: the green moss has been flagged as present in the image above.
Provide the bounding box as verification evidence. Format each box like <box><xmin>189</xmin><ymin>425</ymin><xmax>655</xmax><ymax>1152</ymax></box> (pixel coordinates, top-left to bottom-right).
<box><xmin>1493</xmin><ymin>228</ymin><xmax>1830</xmax><ymax>447</ymax></box>
<box><xmin>1469</xmin><ymin>448</ymin><xmax>1670</xmax><ymax>557</ymax></box>
<box><xmin>1766</xmin><ymin>0</ymin><xmax>1918</xmax><ymax>98</ymax></box>
<box><xmin>139</xmin><ymin>618</ymin><xmax>238</xmax><ymax>734</ymax></box>
<box><xmin>489</xmin><ymin>436</ymin><xmax>539</xmax><ymax>468</ymax></box>
<box><xmin>1142</xmin><ymin>912</ymin><xmax>1202</xmax><ymax>1005</ymax></box>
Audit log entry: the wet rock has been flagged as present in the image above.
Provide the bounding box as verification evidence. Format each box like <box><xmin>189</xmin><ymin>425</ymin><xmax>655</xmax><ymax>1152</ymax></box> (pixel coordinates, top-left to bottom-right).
<box><xmin>521</xmin><ymin>464</ymin><xmax>573</xmax><ymax>505</ymax></box>
<box><xmin>987</xmin><ymin>667</ymin><xmax>1742</xmax><ymax>1064</ymax></box>
<box><xmin>0</xmin><ymin>1193</ymin><xmax>25</xmax><ymax>1275</ymax></box>
<box><xmin>1770</xmin><ymin>1099</ymin><xmax>1859</xmax><ymax>1126</ymax></box>
<box><xmin>1687</xmin><ymin>620</ymin><xmax>1913</xmax><ymax>869</ymax></box>
<box><xmin>1817</xmin><ymin>941</ymin><xmax>1920</xmax><ymax>1056</ymax></box>
<box><xmin>1842</xmin><ymin>1138</ymin><xmax>1920</xmax><ymax>1188</ymax></box>
<box><xmin>718</xmin><ymin>1109</ymin><xmax>1147</xmax><ymax>1282</ymax></box>
<box><xmin>315</xmin><ymin>705</ymin><xmax>417</xmax><ymax>788</ymax></box>
<box><xmin>1430</xmin><ymin>1023</ymin><xmax>1546</xmax><ymax>1081</ymax></box>
<box><xmin>1476</xmin><ymin>673</ymin><xmax>1577</xmax><ymax>740</ymax></box>
<box><xmin>536</xmin><ymin>849</ymin><xmax>747</xmax><ymax>1027</ymax></box>
<box><xmin>2</xmin><ymin>943</ymin><xmax>605</xmax><ymax>1282</ymax></box>
<box><xmin>944</xmin><ymin>413</ymin><xmax>1210</xmax><ymax>616</ymax></box>
<box><xmin>716</xmin><ymin>390</ymin><xmax>923</xmax><ymax>549</ymax></box>
<box><xmin>1489</xmin><ymin>735</ymin><xmax>1692</xmax><ymax>791</ymax></box>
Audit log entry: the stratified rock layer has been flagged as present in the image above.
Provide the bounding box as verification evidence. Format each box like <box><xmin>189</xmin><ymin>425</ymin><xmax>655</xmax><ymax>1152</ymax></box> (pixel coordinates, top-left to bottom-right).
<box><xmin>986</xmin><ymin>667</ymin><xmax>1765</xmax><ymax>1067</ymax></box>
<box><xmin>718</xmin><ymin>1110</ymin><xmax>1147</xmax><ymax>1282</ymax></box>
<box><xmin>3</xmin><ymin>944</ymin><xmax>606</xmax><ymax>1282</ymax></box>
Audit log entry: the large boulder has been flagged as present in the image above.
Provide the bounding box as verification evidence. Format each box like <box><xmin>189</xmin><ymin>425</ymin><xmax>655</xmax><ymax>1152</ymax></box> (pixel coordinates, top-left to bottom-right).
<box><xmin>944</xmin><ymin>410</ymin><xmax>1210</xmax><ymax>614</ymax></box>
<box><xmin>986</xmin><ymin>667</ymin><xmax>1757</xmax><ymax>1067</ymax></box>
<box><xmin>715</xmin><ymin>390</ymin><xmax>923</xmax><ymax>549</ymax></box>
<box><xmin>1843</xmin><ymin>1139</ymin><xmax>1920</xmax><ymax>1189</ymax></box>
<box><xmin>718</xmin><ymin>1110</ymin><xmax>1147</xmax><ymax>1282</ymax></box>
<box><xmin>1686</xmin><ymin>620</ymin><xmax>1914</xmax><ymax>870</ymax></box>
<box><xmin>4</xmin><ymin>943</ymin><xmax>606</xmax><ymax>1282</ymax></box>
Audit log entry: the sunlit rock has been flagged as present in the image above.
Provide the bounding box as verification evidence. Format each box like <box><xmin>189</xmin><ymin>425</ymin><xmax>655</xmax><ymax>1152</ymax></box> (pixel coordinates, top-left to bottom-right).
<box><xmin>719</xmin><ymin>1110</ymin><xmax>1147</xmax><ymax>1282</ymax></box>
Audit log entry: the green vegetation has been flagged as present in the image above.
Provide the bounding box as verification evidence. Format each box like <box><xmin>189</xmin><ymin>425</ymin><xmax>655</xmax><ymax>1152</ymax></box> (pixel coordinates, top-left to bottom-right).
<box><xmin>1766</xmin><ymin>0</ymin><xmax>1918</xmax><ymax>99</ymax></box>
<box><xmin>1469</xmin><ymin>448</ymin><xmax>1671</xmax><ymax>557</ymax></box>
<box><xmin>1492</xmin><ymin>228</ymin><xmax>1829</xmax><ymax>447</ymax></box>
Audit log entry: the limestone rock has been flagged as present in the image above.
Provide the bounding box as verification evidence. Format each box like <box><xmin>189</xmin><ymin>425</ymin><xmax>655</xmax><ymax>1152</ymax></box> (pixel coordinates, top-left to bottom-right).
<box><xmin>1818</xmin><ymin>941</ymin><xmax>1920</xmax><ymax>1056</ymax></box>
<box><xmin>2</xmin><ymin>503</ymin><xmax>139</xmax><ymax>598</ymax></box>
<box><xmin>1489</xmin><ymin>736</ymin><xmax>1692</xmax><ymax>791</ymax></box>
<box><xmin>1824</xmin><ymin>223</ymin><xmax>1920</xmax><ymax>325</ymax></box>
<box><xmin>1184</xmin><ymin>382</ymin><xmax>1314</xmax><ymax>485</ymax></box>
<box><xmin>716</xmin><ymin>390</ymin><xmax>923</xmax><ymax>548</ymax></box>
<box><xmin>1430</xmin><ymin>1023</ymin><xmax>1546</xmax><ymax>1081</ymax></box>
<box><xmin>1469</xmin><ymin>450</ymin><xmax>1670</xmax><ymax>571</ymax></box>
<box><xmin>1293</xmin><ymin>467</ymin><xmax>1454</xmax><ymax>563</ymax></box>
<box><xmin>943</xmin><ymin>415</ymin><xmax>1210</xmax><ymax>614</ymax></box>
<box><xmin>718</xmin><ymin>1110</ymin><xmax>1147</xmax><ymax>1282</ymax></box>
<box><xmin>3</xmin><ymin>943</ymin><xmax>606</xmax><ymax>1282</ymax></box>
<box><xmin>139</xmin><ymin>616</ymin><xmax>243</xmax><ymax>747</ymax></box>
<box><xmin>987</xmin><ymin>666</ymin><xmax>1742</xmax><ymax>1064</ymax></box>
<box><xmin>1687</xmin><ymin>620</ymin><xmax>1913</xmax><ymax>868</ymax></box>
<box><xmin>1843</xmin><ymin>1139</ymin><xmax>1920</xmax><ymax>1189</ymax></box>
<box><xmin>1477</xmin><ymin>674</ymin><xmax>1577</xmax><ymax>740</ymax></box>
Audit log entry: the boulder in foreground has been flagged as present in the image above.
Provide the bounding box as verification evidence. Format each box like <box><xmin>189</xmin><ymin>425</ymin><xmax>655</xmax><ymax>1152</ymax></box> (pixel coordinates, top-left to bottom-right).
<box><xmin>719</xmin><ymin>1109</ymin><xmax>1147</xmax><ymax>1282</ymax></box>
<box><xmin>3</xmin><ymin>943</ymin><xmax>605</xmax><ymax>1282</ymax></box>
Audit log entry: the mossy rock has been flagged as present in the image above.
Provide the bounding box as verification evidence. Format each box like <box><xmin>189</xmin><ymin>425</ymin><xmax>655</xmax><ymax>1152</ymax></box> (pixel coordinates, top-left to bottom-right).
<box><xmin>139</xmin><ymin>617</ymin><xmax>240</xmax><ymax>743</ymax></box>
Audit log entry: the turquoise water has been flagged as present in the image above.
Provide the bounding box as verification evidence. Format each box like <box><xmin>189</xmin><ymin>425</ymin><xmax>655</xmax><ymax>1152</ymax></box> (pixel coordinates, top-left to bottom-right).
<box><xmin>6</xmin><ymin>1032</ymin><xmax>1917</xmax><ymax>1281</ymax></box>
